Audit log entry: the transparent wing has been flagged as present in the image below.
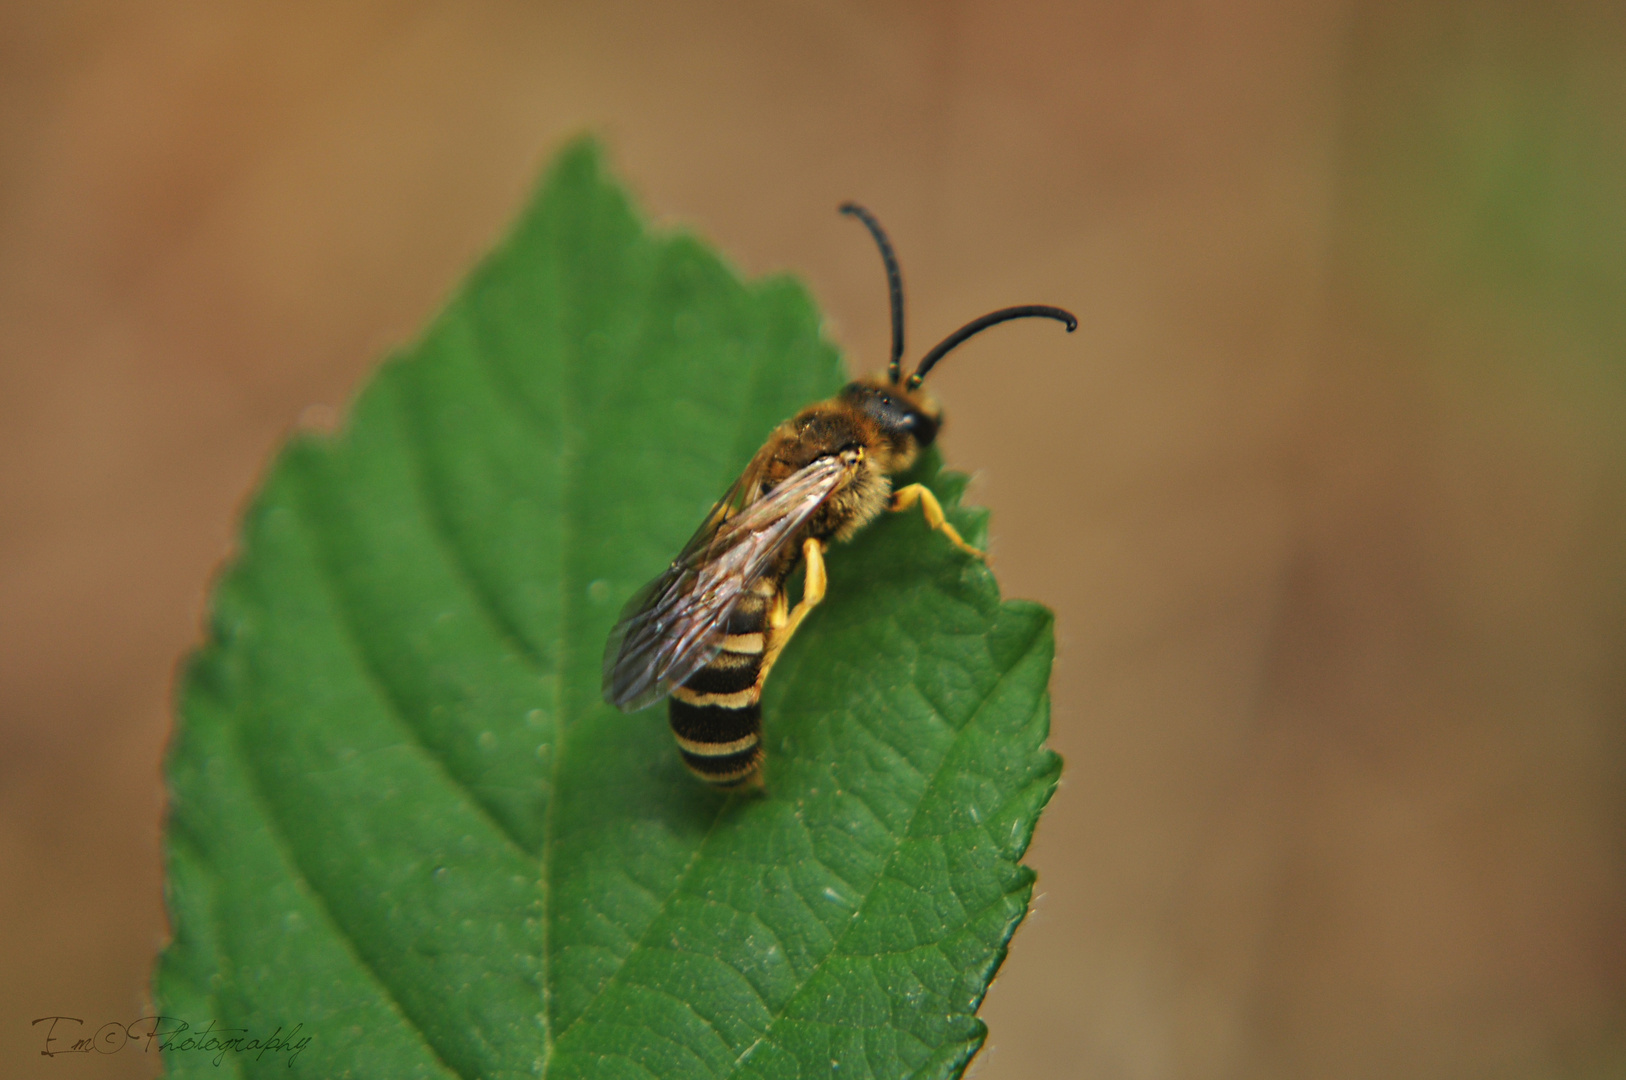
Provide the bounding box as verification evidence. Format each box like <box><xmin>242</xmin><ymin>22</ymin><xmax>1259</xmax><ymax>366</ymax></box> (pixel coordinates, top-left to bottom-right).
<box><xmin>602</xmin><ymin>453</ymin><xmax>851</xmax><ymax>711</ymax></box>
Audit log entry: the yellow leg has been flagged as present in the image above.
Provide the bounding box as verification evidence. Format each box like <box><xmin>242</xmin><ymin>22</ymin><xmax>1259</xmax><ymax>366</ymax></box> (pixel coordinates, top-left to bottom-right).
<box><xmin>760</xmin><ymin>538</ymin><xmax>827</xmax><ymax>675</ymax></box>
<box><xmin>890</xmin><ymin>483</ymin><xmax>987</xmax><ymax>561</ymax></box>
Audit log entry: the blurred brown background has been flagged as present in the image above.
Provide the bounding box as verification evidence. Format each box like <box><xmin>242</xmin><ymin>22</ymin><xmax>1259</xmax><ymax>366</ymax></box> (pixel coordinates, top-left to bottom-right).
<box><xmin>4</xmin><ymin>1</ymin><xmax>1624</xmax><ymax>1077</ymax></box>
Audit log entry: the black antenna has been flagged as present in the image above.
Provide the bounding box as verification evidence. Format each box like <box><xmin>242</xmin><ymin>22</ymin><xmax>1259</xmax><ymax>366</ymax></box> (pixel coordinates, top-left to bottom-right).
<box><xmin>908</xmin><ymin>305</ymin><xmax>1077</xmax><ymax>390</ymax></box>
<box><xmin>839</xmin><ymin>203</ymin><xmax>906</xmax><ymax>384</ymax></box>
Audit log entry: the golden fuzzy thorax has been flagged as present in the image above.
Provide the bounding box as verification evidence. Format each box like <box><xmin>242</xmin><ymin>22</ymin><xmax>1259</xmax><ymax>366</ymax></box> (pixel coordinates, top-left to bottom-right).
<box><xmin>821</xmin><ymin>450</ymin><xmax>890</xmax><ymax>543</ymax></box>
<box><xmin>748</xmin><ymin>376</ymin><xmax>937</xmax><ymax>551</ymax></box>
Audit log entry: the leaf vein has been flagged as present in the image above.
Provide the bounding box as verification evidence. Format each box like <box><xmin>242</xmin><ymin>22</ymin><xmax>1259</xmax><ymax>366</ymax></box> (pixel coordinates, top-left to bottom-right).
<box><xmin>618</xmin><ymin>975</ymin><xmax>743</xmax><ymax>1047</ymax></box>
<box><xmin>393</xmin><ymin>357</ymin><xmax>549</xmax><ymax>671</ymax></box>
<box><xmin>226</xmin><ymin>697</ymin><xmax>470</xmax><ymax>1080</ymax></box>
<box><xmin>632</xmin><ymin>941</ymin><xmax>775</xmax><ymax>1016</ymax></box>
<box><xmin>291</xmin><ymin>467</ymin><xmax>539</xmax><ymax>864</ymax></box>
<box><xmin>550</xmin><ymin>794</ymin><xmax>735</xmax><ymax>1047</ymax></box>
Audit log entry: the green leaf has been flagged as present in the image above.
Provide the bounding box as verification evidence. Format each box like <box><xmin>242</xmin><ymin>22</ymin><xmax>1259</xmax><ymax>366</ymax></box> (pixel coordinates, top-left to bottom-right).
<box><xmin>155</xmin><ymin>138</ymin><xmax>1059</xmax><ymax>1080</ymax></box>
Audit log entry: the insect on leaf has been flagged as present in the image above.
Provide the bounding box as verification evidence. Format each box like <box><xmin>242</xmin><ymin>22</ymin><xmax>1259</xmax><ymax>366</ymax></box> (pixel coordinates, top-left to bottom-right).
<box><xmin>155</xmin><ymin>137</ymin><xmax>1060</xmax><ymax>1080</ymax></box>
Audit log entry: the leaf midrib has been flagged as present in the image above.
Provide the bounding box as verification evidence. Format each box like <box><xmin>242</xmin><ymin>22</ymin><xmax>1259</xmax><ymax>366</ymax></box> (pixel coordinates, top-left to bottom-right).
<box><xmin>537</xmin><ymin>237</ymin><xmax>576</xmax><ymax>1075</ymax></box>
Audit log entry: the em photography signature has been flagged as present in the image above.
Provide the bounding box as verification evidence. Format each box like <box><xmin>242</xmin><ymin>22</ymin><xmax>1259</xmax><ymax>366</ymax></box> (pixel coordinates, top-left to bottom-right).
<box><xmin>33</xmin><ymin>1015</ymin><xmax>311</xmax><ymax>1067</ymax></box>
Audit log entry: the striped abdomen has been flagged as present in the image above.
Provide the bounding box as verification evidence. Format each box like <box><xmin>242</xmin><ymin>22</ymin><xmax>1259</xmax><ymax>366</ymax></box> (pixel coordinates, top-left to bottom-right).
<box><xmin>668</xmin><ymin>578</ymin><xmax>785</xmax><ymax>788</ymax></box>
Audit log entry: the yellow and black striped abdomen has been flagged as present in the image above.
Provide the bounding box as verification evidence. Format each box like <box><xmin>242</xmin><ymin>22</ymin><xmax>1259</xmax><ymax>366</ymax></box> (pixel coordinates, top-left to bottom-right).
<box><xmin>668</xmin><ymin>579</ymin><xmax>783</xmax><ymax>787</ymax></box>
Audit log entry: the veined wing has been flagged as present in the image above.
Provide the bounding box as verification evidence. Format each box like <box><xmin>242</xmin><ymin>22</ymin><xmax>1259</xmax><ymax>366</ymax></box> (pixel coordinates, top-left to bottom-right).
<box><xmin>602</xmin><ymin>452</ymin><xmax>853</xmax><ymax>711</ymax></box>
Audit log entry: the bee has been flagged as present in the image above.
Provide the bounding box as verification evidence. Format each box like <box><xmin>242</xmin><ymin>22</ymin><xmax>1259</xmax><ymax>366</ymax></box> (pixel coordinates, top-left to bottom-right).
<box><xmin>602</xmin><ymin>203</ymin><xmax>1075</xmax><ymax>789</ymax></box>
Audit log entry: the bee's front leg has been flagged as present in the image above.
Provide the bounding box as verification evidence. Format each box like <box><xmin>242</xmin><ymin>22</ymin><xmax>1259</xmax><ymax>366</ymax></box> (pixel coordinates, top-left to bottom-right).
<box><xmin>889</xmin><ymin>483</ymin><xmax>988</xmax><ymax>561</ymax></box>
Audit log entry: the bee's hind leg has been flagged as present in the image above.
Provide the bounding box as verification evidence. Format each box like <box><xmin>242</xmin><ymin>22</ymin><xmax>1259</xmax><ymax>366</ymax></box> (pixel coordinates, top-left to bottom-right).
<box><xmin>889</xmin><ymin>483</ymin><xmax>988</xmax><ymax>561</ymax></box>
<box><xmin>760</xmin><ymin>538</ymin><xmax>827</xmax><ymax>675</ymax></box>
<box><xmin>786</xmin><ymin>537</ymin><xmax>828</xmax><ymax>633</ymax></box>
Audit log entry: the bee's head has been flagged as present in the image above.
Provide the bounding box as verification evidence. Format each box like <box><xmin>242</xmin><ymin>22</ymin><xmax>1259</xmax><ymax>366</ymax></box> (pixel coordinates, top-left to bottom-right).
<box><xmin>840</xmin><ymin>376</ymin><xmax>940</xmax><ymax>454</ymax></box>
<box><xmin>837</xmin><ymin>202</ymin><xmax>1075</xmax><ymax>458</ymax></box>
